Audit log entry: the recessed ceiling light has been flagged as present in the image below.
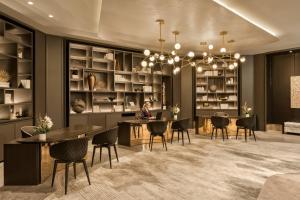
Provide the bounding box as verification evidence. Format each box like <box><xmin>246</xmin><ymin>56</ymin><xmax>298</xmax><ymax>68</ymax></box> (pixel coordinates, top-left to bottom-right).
<box><xmin>27</xmin><ymin>1</ymin><xmax>34</xmax><ymax>5</ymax></box>
<box><xmin>289</xmin><ymin>50</ymin><xmax>293</xmax><ymax>53</ymax></box>
<box><xmin>48</xmin><ymin>14</ymin><xmax>54</xmax><ymax>18</ymax></box>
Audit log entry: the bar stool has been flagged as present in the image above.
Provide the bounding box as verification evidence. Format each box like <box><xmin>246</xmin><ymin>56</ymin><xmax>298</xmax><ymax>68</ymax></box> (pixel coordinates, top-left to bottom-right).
<box><xmin>147</xmin><ymin>121</ymin><xmax>168</xmax><ymax>151</ymax></box>
<box><xmin>91</xmin><ymin>127</ymin><xmax>119</xmax><ymax>168</ymax></box>
<box><xmin>50</xmin><ymin>137</ymin><xmax>91</xmax><ymax>195</ymax></box>
<box><xmin>211</xmin><ymin>116</ymin><xmax>229</xmax><ymax>141</ymax></box>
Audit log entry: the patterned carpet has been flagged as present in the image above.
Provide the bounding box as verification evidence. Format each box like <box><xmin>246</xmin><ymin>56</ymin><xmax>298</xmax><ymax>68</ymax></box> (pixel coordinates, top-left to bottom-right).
<box><xmin>1</xmin><ymin>132</ymin><xmax>300</xmax><ymax>200</ymax></box>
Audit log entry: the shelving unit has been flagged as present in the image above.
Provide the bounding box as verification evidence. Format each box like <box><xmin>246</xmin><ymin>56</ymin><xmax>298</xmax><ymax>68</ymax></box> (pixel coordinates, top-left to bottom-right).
<box><xmin>68</xmin><ymin>42</ymin><xmax>172</xmax><ymax>115</ymax></box>
<box><xmin>195</xmin><ymin>67</ymin><xmax>239</xmax><ymax>116</ymax></box>
<box><xmin>0</xmin><ymin>19</ymin><xmax>33</xmax><ymax>122</ymax></box>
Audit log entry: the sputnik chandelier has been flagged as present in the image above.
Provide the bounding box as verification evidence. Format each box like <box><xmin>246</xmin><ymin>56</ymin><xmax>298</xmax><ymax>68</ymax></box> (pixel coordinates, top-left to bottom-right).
<box><xmin>195</xmin><ymin>31</ymin><xmax>246</xmax><ymax>73</ymax></box>
<box><xmin>142</xmin><ymin>19</ymin><xmax>195</xmax><ymax>74</ymax></box>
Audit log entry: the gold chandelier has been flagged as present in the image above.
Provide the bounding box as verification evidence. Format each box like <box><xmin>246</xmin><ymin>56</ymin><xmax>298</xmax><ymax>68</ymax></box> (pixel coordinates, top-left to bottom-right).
<box><xmin>196</xmin><ymin>31</ymin><xmax>246</xmax><ymax>72</ymax></box>
<box><xmin>142</xmin><ymin>19</ymin><xmax>195</xmax><ymax>74</ymax></box>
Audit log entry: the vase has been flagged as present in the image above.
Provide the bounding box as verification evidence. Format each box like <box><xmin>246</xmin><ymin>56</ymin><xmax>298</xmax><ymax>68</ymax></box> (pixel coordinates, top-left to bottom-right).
<box><xmin>174</xmin><ymin>114</ymin><xmax>178</xmax><ymax>120</ymax></box>
<box><xmin>87</xmin><ymin>73</ymin><xmax>96</xmax><ymax>91</ymax></box>
<box><xmin>39</xmin><ymin>133</ymin><xmax>46</xmax><ymax>141</ymax></box>
<box><xmin>72</xmin><ymin>99</ymin><xmax>86</xmax><ymax>113</ymax></box>
<box><xmin>246</xmin><ymin>114</ymin><xmax>250</xmax><ymax>118</ymax></box>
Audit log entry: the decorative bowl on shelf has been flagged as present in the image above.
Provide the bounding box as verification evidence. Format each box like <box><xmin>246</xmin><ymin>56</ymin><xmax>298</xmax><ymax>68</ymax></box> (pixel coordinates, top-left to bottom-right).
<box><xmin>108</xmin><ymin>97</ymin><xmax>116</xmax><ymax>102</ymax></box>
<box><xmin>209</xmin><ymin>84</ymin><xmax>217</xmax><ymax>92</ymax></box>
<box><xmin>71</xmin><ymin>99</ymin><xmax>86</xmax><ymax>113</ymax></box>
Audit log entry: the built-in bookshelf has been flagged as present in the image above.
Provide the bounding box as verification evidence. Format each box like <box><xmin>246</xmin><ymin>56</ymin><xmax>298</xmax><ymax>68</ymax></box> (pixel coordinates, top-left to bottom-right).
<box><xmin>0</xmin><ymin>19</ymin><xmax>33</xmax><ymax>123</ymax></box>
<box><xmin>68</xmin><ymin>42</ymin><xmax>172</xmax><ymax>115</ymax></box>
<box><xmin>195</xmin><ymin>67</ymin><xmax>239</xmax><ymax>116</ymax></box>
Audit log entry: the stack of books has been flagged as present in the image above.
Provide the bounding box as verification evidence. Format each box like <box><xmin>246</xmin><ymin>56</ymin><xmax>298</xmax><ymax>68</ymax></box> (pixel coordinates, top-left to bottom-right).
<box><xmin>0</xmin><ymin>81</ymin><xmax>9</xmax><ymax>88</ymax></box>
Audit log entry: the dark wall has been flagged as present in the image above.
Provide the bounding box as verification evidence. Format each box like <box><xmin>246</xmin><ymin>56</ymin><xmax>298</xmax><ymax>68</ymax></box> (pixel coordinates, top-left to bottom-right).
<box><xmin>254</xmin><ymin>54</ymin><xmax>267</xmax><ymax>131</ymax></box>
<box><xmin>267</xmin><ymin>52</ymin><xmax>300</xmax><ymax>124</ymax></box>
<box><xmin>240</xmin><ymin>56</ymin><xmax>254</xmax><ymax>108</ymax></box>
<box><xmin>34</xmin><ymin>31</ymin><xmax>46</xmax><ymax>122</ymax></box>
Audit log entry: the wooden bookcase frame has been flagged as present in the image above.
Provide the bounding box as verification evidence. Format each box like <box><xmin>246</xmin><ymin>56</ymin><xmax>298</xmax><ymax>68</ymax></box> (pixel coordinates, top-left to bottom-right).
<box><xmin>67</xmin><ymin>41</ymin><xmax>172</xmax><ymax>116</ymax></box>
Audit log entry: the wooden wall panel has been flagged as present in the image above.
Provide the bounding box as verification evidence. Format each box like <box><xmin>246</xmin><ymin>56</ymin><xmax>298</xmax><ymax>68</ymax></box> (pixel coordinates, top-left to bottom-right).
<box><xmin>34</xmin><ymin>31</ymin><xmax>46</xmax><ymax>122</ymax></box>
<box><xmin>254</xmin><ymin>54</ymin><xmax>266</xmax><ymax>131</ymax></box>
<box><xmin>46</xmin><ymin>36</ymin><xmax>64</xmax><ymax>129</ymax></box>
<box><xmin>180</xmin><ymin>65</ymin><xmax>193</xmax><ymax>126</ymax></box>
<box><xmin>269</xmin><ymin>54</ymin><xmax>294</xmax><ymax>123</ymax></box>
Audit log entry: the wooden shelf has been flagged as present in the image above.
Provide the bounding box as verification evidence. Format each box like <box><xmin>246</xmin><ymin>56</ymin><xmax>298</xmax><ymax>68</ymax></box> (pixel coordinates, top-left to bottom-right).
<box><xmin>68</xmin><ymin>42</ymin><xmax>172</xmax><ymax>116</ymax></box>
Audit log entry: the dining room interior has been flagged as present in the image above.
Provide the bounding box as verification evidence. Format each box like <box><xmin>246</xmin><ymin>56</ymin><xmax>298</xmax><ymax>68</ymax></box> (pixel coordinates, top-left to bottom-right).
<box><xmin>0</xmin><ymin>0</ymin><xmax>300</xmax><ymax>199</ymax></box>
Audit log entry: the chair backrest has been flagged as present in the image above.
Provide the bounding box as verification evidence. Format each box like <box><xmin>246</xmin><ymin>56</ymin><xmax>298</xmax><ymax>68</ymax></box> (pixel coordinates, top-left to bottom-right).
<box><xmin>211</xmin><ymin>116</ymin><xmax>229</xmax><ymax>128</ymax></box>
<box><xmin>178</xmin><ymin>118</ymin><xmax>190</xmax><ymax>130</ymax></box>
<box><xmin>156</xmin><ymin>112</ymin><xmax>163</xmax><ymax>120</ymax></box>
<box><xmin>214</xmin><ymin>112</ymin><xmax>229</xmax><ymax>117</ymax></box>
<box><xmin>92</xmin><ymin>126</ymin><xmax>118</xmax><ymax>145</ymax></box>
<box><xmin>236</xmin><ymin>115</ymin><xmax>256</xmax><ymax>129</ymax></box>
<box><xmin>21</xmin><ymin>126</ymin><xmax>37</xmax><ymax>138</ymax></box>
<box><xmin>50</xmin><ymin>137</ymin><xmax>88</xmax><ymax>162</ymax></box>
<box><xmin>147</xmin><ymin>121</ymin><xmax>167</xmax><ymax>136</ymax></box>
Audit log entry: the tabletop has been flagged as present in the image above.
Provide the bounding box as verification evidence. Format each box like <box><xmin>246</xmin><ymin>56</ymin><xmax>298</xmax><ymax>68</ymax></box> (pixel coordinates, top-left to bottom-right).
<box><xmin>16</xmin><ymin>125</ymin><xmax>103</xmax><ymax>143</ymax></box>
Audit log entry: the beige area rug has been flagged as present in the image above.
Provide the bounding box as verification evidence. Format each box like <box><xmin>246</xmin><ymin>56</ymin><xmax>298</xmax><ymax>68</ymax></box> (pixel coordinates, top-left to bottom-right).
<box><xmin>1</xmin><ymin>132</ymin><xmax>300</xmax><ymax>200</ymax></box>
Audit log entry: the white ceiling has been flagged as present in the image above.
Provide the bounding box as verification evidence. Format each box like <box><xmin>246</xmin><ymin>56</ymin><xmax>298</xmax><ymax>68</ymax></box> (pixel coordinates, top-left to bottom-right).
<box><xmin>0</xmin><ymin>0</ymin><xmax>299</xmax><ymax>54</ymax></box>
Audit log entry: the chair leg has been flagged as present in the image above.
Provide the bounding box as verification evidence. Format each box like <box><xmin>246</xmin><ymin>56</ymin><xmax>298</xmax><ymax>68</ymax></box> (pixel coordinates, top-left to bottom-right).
<box><xmin>186</xmin><ymin>130</ymin><xmax>191</xmax><ymax>143</ymax></box>
<box><xmin>73</xmin><ymin>162</ymin><xmax>76</xmax><ymax>179</ymax></box>
<box><xmin>236</xmin><ymin>128</ymin><xmax>239</xmax><ymax>140</ymax></box>
<box><xmin>114</xmin><ymin>144</ymin><xmax>119</xmax><ymax>162</ymax></box>
<box><xmin>252</xmin><ymin>129</ymin><xmax>257</xmax><ymax>141</ymax></box>
<box><xmin>163</xmin><ymin>135</ymin><xmax>168</xmax><ymax>151</ymax></box>
<box><xmin>221</xmin><ymin>128</ymin><xmax>225</xmax><ymax>141</ymax></box>
<box><xmin>177</xmin><ymin>130</ymin><xmax>180</xmax><ymax>142</ymax></box>
<box><xmin>51</xmin><ymin>160</ymin><xmax>57</xmax><ymax>187</ymax></box>
<box><xmin>100</xmin><ymin>146</ymin><xmax>102</xmax><ymax>163</ymax></box>
<box><xmin>171</xmin><ymin>130</ymin><xmax>174</xmax><ymax>144</ymax></box>
<box><xmin>82</xmin><ymin>160</ymin><xmax>91</xmax><ymax>185</ymax></box>
<box><xmin>225</xmin><ymin>128</ymin><xmax>229</xmax><ymax>139</ymax></box>
<box><xmin>211</xmin><ymin>127</ymin><xmax>214</xmax><ymax>140</ymax></box>
<box><xmin>161</xmin><ymin>136</ymin><xmax>164</xmax><ymax>148</ymax></box>
<box><xmin>181</xmin><ymin>131</ymin><xmax>184</xmax><ymax>146</ymax></box>
<box><xmin>150</xmin><ymin>135</ymin><xmax>154</xmax><ymax>151</ymax></box>
<box><xmin>244</xmin><ymin>128</ymin><xmax>247</xmax><ymax>142</ymax></box>
<box><xmin>65</xmin><ymin>163</ymin><xmax>69</xmax><ymax>195</ymax></box>
<box><xmin>149</xmin><ymin>135</ymin><xmax>152</xmax><ymax>148</ymax></box>
<box><xmin>138</xmin><ymin>126</ymin><xmax>140</xmax><ymax>138</ymax></box>
<box><xmin>215</xmin><ymin>128</ymin><xmax>218</xmax><ymax>139</ymax></box>
<box><xmin>91</xmin><ymin>146</ymin><xmax>96</xmax><ymax>167</ymax></box>
<box><xmin>108</xmin><ymin>146</ymin><xmax>112</xmax><ymax>168</ymax></box>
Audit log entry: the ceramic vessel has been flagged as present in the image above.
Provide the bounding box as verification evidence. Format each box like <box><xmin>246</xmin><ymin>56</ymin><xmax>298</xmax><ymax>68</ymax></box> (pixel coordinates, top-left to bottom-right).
<box><xmin>39</xmin><ymin>133</ymin><xmax>46</xmax><ymax>141</ymax></box>
<box><xmin>87</xmin><ymin>73</ymin><xmax>96</xmax><ymax>91</ymax></box>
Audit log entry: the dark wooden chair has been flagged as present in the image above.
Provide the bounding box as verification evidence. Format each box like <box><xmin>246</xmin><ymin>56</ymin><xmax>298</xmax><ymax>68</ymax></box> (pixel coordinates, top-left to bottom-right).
<box><xmin>91</xmin><ymin>127</ymin><xmax>119</xmax><ymax>168</ymax></box>
<box><xmin>50</xmin><ymin>137</ymin><xmax>90</xmax><ymax>195</ymax></box>
<box><xmin>21</xmin><ymin>126</ymin><xmax>37</xmax><ymax>138</ymax></box>
<box><xmin>171</xmin><ymin>118</ymin><xmax>191</xmax><ymax>145</ymax></box>
<box><xmin>236</xmin><ymin>115</ymin><xmax>256</xmax><ymax>142</ymax></box>
<box><xmin>147</xmin><ymin>121</ymin><xmax>168</xmax><ymax>151</ymax></box>
<box><xmin>211</xmin><ymin>116</ymin><xmax>229</xmax><ymax>141</ymax></box>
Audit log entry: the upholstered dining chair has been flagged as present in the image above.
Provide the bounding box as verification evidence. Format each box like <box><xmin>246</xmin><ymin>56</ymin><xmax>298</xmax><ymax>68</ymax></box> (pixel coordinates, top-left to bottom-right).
<box><xmin>147</xmin><ymin>121</ymin><xmax>168</xmax><ymax>151</ymax></box>
<box><xmin>211</xmin><ymin>116</ymin><xmax>229</xmax><ymax>141</ymax></box>
<box><xmin>20</xmin><ymin>126</ymin><xmax>37</xmax><ymax>138</ymax></box>
<box><xmin>171</xmin><ymin>118</ymin><xmax>191</xmax><ymax>145</ymax></box>
<box><xmin>236</xmin><ymin>115</ymin><xmax>256</xmax><ymax>142</ymax></box>
<box><xmin>91</xmin><ymin>127</ymin><xmax>119</xmax><ymax>168</ymax></box>
<box><xmin>50</xmin><ymin>137</ymin><xmax>90</xmax><ymax>195</ymax></box>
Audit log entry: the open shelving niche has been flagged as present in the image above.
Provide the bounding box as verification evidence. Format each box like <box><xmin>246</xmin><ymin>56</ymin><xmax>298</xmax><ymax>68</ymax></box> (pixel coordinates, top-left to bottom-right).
<box><xmin>195</xmin><ymin>66</ymin><xmax>239</xmax><ymax>116</ymax></box>
<box><xmin>68</xmin><ymin>42</ymin><xmax>172</xmax><ymax>115</ymax></box>
<box><xmin>0</xmin><ymin>19</ymin><xmax>33</xmax><ymax>123</ymax></box>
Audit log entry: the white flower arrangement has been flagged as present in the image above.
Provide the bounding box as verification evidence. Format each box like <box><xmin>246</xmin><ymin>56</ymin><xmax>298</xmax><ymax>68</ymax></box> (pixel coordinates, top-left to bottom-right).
<box><xmin>172</xmin><ymin>104</ymin><xmax>180</xmax><ymax>114</ymax></box>
<box><xmin>242</xmin><ymin>102</ymin><xmax>252</xmax><ymax>115</ymax></box>
<box><xmin>35</xmin><ymin>115</ymin><xmax>53</xmax><ymax>134</ymax></box>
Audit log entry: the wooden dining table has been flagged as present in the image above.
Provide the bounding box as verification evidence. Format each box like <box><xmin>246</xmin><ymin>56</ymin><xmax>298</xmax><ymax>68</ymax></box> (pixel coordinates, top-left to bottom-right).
<box><xmin>118</xmin><ymin>117</ymin><xmax>178</xmax><ymax>146</ymax></box>
<box><xmin>4</xmin><ymin>125</ymin><xmax>103</xmax><ymax>186</ymax></box>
